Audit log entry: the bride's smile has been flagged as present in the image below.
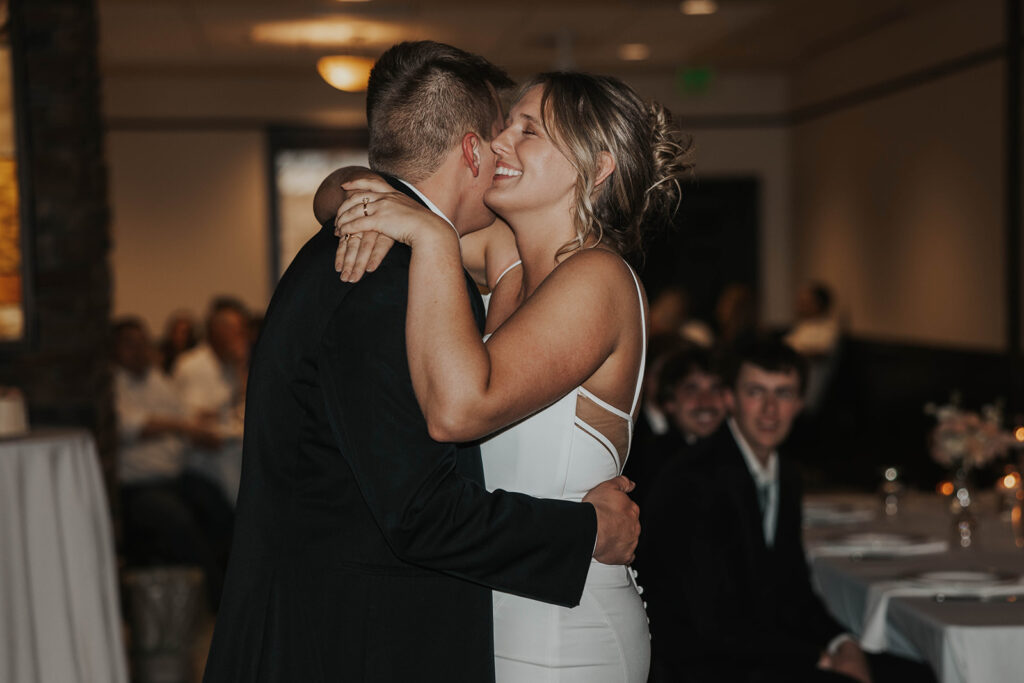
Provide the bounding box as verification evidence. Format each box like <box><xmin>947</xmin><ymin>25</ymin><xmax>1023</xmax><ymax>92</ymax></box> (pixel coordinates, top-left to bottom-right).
<box><xmin>485</xmin><ymin>85</ymin><xmax>577</xmax><ymax>222</ymax></box>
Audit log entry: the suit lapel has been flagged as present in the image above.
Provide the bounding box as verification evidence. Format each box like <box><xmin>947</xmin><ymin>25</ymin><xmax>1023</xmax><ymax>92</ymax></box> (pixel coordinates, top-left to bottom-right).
<box><xmin>720</xmin><ymin>431</ymin><xmax>767</xmax><ymax>552</ymax></box>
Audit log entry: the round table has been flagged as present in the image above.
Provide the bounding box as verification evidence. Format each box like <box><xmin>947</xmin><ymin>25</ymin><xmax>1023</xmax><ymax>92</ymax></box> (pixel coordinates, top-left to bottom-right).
<box><xmin>0</xmin><ymin>429</ymin><xmax>128</xmax><ymax>683</ymax></box>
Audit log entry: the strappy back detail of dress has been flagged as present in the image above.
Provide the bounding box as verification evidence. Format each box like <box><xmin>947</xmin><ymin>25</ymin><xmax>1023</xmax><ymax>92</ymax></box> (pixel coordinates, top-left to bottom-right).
<box><xmin>573</xmin><ymin>263</ymin><xmax>647</xmax><ymax>470</ymax></box>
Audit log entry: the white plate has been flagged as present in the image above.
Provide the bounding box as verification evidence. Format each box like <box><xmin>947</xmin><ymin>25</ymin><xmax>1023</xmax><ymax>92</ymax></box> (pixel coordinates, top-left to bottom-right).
<box><xmin>913</xmin><ymin>571</ymin><xmax>1012</xmax><ymax>585</ymax></box>
<box><xmin>834</xmin><ymin>532</ymin><xmax>918</xmax><ymax>549</ymax></box>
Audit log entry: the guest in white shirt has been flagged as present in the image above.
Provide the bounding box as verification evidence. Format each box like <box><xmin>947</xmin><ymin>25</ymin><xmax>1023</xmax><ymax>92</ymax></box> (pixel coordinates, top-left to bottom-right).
<box><xmin>173</xmin><ymin>297</ymin><xmax>251</xmax><ymax>504</ymax></box>
<box><xmin>785</xmin><ymin>282</ymin><xmax>841</xmax><ymax>413</ymax></box>
<box><xmin>640</xmin><ymin>339</ymin><xmax>934</xmax><ymax>683</ymax></box>
<box><xmin>785</xmin><ymin>283</ymin><xmax>839</xmax><ymax>357</ymax></box>
<box><xmin>114</xmin><ymin>317</ymin><xmax>234</xmax><ymax>610</ymax></box>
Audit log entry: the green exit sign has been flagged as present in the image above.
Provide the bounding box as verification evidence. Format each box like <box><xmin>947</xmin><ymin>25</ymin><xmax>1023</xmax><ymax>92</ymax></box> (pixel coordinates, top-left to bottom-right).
<box><xmin>676</xmin><ymin>67</ymin><xmax>714</xmax><ymax>95</ymax></box>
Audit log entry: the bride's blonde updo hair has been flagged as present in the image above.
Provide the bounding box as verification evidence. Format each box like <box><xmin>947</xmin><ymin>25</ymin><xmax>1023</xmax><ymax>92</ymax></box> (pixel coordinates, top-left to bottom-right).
<box><xmin>522</xmin><ymin>72</ymin><xmax>693</xmax><ymax>261</ymax></box>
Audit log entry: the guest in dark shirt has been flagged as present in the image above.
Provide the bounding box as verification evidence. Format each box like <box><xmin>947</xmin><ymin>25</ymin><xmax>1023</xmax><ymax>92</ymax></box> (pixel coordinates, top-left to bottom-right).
<box><xmin>641</xmin><ymin>339</ymin><xmax>934</xmax><ymax>683</ymax></box>
<box><xmin>715</xmin><ymin>282</ymin><xmax>757</xmax><ymax>351</ymax></box>
<box><xmin>158</xmin><ymin>310</ymin><xmax>199</xmax><ymax>375</ymax></box>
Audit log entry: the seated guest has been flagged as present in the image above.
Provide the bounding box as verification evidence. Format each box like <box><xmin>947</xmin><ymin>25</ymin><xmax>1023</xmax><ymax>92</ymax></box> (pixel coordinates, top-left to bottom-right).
<box><xmin>113</xmin><ymin>317</ymin><xmax>234</xmax><ymax>610</ymax></box>
<box><xmin>658</xmin><ymin>345</ymin><xmax>727</xmax><ymax>448</ymax></box>
<box><xmin>640</xmin><ymin>339</ymin><xmax>934</xmax><ymax>683</ymax></box>
<box><xmin>629</xmin><ymin>346</ymin><xmax>727</xmax><ymax>506</ymax></box>
<box><xmin>173</xmin><ymin>296</ymin><xmax>251</xmax><ymax>504</ymax></box>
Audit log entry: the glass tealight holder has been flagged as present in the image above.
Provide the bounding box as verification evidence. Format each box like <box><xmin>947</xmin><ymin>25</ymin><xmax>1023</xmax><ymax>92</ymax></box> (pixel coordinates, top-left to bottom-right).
<box><xmin>879</xmin><ymin>466</ymin><xmax>905</xmax><ymax>518</ymax></box>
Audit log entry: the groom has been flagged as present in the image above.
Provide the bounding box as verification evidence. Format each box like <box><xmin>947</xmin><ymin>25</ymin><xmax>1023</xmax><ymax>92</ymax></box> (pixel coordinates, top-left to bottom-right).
<box><xmin>202</xmin><ymin>41</ymin><xmax>640</xmax><ymax>683</ymax></box>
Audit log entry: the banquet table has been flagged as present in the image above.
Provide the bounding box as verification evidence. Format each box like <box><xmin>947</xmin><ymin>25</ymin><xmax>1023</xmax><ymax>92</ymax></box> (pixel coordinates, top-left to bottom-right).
<box><xmin>0</xmin><ymin>429</ymin><xmax>128</xmax><ymax>683</ymax></box>
<box><xmin>805</xmin><ymin>492</ymin><xmax>1024</xmax><ymax>683</ymax></box>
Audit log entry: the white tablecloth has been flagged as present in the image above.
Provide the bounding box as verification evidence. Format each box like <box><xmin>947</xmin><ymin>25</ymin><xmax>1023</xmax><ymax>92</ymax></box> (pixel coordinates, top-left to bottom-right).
<box><xmin>806</xmin><ymin>493</ymin><xmax>1024</xmax><ymax>683</ymax></box>
<box><xmin>0</xmin><ymin>430</ymin><xmax>128</xmax><ymax>683</ymax></box>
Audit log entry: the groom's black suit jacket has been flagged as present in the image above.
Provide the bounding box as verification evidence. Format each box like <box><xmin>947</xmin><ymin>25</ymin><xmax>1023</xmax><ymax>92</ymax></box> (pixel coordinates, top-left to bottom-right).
<box><xmin>639</xmin><ymin>425</ymin><xmax>844</xmax><ymax>682</ymax></box>
<box><xmin>203</xmin><ymin>180</ymin><xmax>596</xmax><ymax>683</ymax></box>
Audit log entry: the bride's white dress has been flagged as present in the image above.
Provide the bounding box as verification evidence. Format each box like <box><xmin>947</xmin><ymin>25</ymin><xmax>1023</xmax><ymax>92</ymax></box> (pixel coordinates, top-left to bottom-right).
<box><xmin>480</xmin><ymin>266</ymin><xmax>651</xmax><ymax>683</ymax></box>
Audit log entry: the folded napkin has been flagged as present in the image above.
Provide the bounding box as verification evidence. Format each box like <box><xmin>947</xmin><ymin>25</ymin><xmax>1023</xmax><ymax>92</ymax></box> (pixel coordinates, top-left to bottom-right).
<box><xmin>860</xmin><ymin>575</ymin><xmax>1024</xmax><ymax>651</ymax></box>
<box><xmin>809</xmin><ymin>538</ymin><xmax>948</xmax><ymax>559</ymax></box>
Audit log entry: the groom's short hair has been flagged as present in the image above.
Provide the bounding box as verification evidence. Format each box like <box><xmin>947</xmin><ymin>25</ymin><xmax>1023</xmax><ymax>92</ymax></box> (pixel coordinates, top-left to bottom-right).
<box><xmin>366</xmin><ymin>41</ymin><xmax>514</xmax><ymax>183</ymax></box>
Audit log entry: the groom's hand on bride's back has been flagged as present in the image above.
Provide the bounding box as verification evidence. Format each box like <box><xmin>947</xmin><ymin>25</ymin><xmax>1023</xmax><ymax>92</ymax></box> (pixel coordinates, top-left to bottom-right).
<box><xmin>584</xmin><ymin>476</ymin><xmax>640</xmax><ymax>565</ymax></box>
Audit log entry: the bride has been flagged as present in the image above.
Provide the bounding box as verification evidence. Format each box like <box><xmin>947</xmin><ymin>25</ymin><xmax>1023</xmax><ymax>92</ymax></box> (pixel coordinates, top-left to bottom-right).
<box><xmin>334</xmin><ymin>71</ymin><xmax>691</xmax><ymax>682</ymax></box>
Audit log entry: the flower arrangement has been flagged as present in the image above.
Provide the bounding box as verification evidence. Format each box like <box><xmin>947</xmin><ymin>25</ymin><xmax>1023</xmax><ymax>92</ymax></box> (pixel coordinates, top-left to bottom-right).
<box><xmin>924</xmin><ymin>394</ymin><xmax>1016</xmax><ymax>471</ymax></box>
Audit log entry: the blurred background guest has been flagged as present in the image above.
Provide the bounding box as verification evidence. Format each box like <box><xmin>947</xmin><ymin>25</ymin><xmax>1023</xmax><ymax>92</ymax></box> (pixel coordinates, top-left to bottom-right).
<box><xmin>786</xmin><ymin>281</ymin><xmax>841</xmax><ymax>414</ymax></box>
<box><xmin>715</xmin><ymin>282</ymin><xmax>758</xmax><ymax>351</ymax></box>
<box><xmin>649</xmin><ymin>285</ymin><xmax>715</xmax><ymax>347</ymax></box>
<box><xmin>158</xmin><ymin>309</ymin><xmax>199</xmax><ymax>375</ymax></box>
<box><xmin>785</xmin><ymin>281</ymin><xmax>840</xmax><ymax>358</ymax></box>
<box><xmin>173</xmin><ymin>296</ymin><xmax>251</xmax><ymax>505</ymax></box>
<box><xmin>113</xmin><ymin>317</ymin><xmax>233</xmax><ymax>611</ymax></box>
<box><xmin>640</xmin><ymin>339</ymin><xmax>935</xmax><ymax>683</ymax></box>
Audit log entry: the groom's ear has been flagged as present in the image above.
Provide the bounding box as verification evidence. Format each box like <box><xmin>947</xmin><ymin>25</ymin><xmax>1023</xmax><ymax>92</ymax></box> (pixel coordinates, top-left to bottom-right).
<box><xmin>462</xmin><ymin>133</ymin><xmax>482</xmax><ymax>177</ymax></box>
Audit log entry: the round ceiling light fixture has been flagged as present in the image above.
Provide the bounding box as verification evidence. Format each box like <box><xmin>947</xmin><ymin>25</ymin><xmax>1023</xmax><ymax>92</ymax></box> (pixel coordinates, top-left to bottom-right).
<box><xmin>317</xmin><ymin>55</ymin><xmax>374</xmax><ymax>92</ymax></box>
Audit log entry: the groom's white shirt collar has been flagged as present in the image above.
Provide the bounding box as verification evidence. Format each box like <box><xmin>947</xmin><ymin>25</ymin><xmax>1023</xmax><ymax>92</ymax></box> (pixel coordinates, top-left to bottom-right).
<box><xmin>394</xmin><ymin>178</ymin><xmax>460</xmax><ymax>240</ymax></box>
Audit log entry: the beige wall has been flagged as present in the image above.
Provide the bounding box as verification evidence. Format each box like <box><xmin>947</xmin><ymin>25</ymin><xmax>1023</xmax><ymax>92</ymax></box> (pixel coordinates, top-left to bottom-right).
<box><xmin>107</xmin><ymin>130</ymin><xmax>270</xmax><ymax>335</ymax></box>
<box><xmin>791</xmin><ymin>0</ymin><xmax>1007</xmax><ymax>350</ymax></box>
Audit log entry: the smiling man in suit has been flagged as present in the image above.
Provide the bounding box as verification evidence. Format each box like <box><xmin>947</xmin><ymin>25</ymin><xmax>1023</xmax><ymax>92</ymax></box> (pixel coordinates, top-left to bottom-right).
<box><xmin>640</xmin><ymin>339</ymin><xmax>934</xmax><ymax>683</ymax></box>
<box><xmin>202</xmin><ymin>41</ymin><xmax>639</xmax><ymax>683</ymax></box>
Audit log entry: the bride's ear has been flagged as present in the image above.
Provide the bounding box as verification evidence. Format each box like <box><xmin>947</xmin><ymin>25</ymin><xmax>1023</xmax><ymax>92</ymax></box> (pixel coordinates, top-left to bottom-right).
<box><xmin>594</xmin><ymin>151</ymin><xmax>615</xmax><ymax>189</ymax></box>
<box><xmin>462</xmin><ymin>133</ymin><xmax>482</xmax><ymax>177</ymax></box>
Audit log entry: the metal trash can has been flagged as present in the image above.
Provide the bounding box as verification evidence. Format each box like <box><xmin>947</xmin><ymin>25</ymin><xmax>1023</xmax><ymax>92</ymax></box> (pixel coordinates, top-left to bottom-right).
<box><xmin>124</xmin><ymin>566</ymin><xmax>204</xmax><ymax>683</ymax></box>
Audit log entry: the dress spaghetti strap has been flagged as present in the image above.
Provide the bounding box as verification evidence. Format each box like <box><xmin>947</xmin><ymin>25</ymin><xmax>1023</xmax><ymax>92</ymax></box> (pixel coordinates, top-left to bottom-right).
<box><xmin>625</xmin><ymin>266</ymin><xmax>647</xmax><ymax>417</ymax></box>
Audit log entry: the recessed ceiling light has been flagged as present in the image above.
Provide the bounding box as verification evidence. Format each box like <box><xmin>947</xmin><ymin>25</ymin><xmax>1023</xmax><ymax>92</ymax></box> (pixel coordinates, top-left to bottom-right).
<box><xmin>680</xmin><ymin>0</ymin><xmax>718</xmax><ymax>15</ymax></box>
<box><xmin>251</xmin><ymin>19</ymin><xmax>399</xmax><ymax>48</ymax></box>
<box><xmin>317</xmin><ymin>55</ymin><xmax>375</xmax><ymax>92</ymax></box>
<box><xmin>617</xmin><ymin>43</ymin><xmax>651</xmax><ymax>61</ymax></box>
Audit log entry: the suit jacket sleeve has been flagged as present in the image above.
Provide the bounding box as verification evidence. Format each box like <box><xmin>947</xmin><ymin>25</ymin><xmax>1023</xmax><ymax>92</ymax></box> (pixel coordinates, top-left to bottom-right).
<box><xmin>319</xmin><ymin>253</ymin><xmax>596</xmax><ymax>607</ymax></box>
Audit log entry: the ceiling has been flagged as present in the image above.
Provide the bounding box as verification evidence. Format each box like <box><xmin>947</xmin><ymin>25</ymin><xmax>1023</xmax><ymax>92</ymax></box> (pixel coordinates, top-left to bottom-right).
<box><xmin>97</xmin><ymin>0</ymin><xmax>953</xmax><ymax>79</ymax></box>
